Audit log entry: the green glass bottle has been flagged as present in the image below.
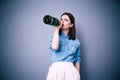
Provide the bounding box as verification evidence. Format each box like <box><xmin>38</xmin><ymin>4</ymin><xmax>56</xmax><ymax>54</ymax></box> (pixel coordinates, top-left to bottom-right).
<box><xmin>43</xmin><ymin>15</ymin><xmax>60</xmax><ymax>26</ymax></box>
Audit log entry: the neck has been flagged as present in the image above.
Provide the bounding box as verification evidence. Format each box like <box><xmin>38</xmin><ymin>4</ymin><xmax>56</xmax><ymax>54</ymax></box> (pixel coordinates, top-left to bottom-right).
<box><xmin>62</xmin><ymin>29</ymin><xmax>69</xmax><ymax>35</ymax></box>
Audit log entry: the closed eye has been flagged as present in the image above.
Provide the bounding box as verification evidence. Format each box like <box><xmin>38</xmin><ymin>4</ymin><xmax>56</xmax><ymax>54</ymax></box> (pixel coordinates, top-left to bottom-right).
<box><xmin>64</xmin><ymin>19</ymin><xmax>68</xmax><ymax>21</ymax></box>
<box><xmin>60</xmin><ymin>18</ymin><xmax>69</xmax><ymax>22</ymax></box>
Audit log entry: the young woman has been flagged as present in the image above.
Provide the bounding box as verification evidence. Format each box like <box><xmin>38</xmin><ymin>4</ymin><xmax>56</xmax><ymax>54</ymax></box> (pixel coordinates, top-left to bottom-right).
<box><xmin>46</xmin><ymin>12</ymin><xmax>81</xmax><ymax>80</ymax></box>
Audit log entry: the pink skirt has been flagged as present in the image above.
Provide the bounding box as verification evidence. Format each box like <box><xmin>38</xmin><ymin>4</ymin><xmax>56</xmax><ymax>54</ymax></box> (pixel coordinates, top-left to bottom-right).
<box><xmin>46</xmin><ymin>62</ymin><xmax>80</xmax><ymax>80</ymax></box>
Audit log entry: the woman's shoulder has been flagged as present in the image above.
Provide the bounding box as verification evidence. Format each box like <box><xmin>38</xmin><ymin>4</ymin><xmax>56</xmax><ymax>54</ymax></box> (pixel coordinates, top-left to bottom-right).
<box><xmin>74</xmin><ymin>38</ymin><xmax>80</xmax><ymax>44</ymax></box>
<box><xmin>48</xmin><ymin>34</ymin><xmax>53</xmax><ymax>41</ymax></box>
<box><xmin>49</xmin><ymin>34</ymin><xmax>53</xmax><ymax>38</ymax></box>
<box><xmin>70</xmin><ymin>38</ymin><xmax>80</xmax><ymax>47</ymax></box>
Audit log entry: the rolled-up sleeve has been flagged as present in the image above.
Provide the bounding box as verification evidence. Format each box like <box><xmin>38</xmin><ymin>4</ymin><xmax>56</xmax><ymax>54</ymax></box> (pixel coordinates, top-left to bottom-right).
<box><xmin>74</xmin><ymin>42</ymin><xmax>81</xmax><ymax>63</ymax></box>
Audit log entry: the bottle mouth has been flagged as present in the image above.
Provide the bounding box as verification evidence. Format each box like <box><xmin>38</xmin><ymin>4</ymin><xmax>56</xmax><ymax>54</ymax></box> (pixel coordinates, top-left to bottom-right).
<box><xmin>43</xmin><ymin>15</ymin><xmax>51</xmax><ymax>24</ymax></box>
<box><xmin>62</xmin><ymin>24</ymin><xmax>64</xmax><ymax>27</ymax></box>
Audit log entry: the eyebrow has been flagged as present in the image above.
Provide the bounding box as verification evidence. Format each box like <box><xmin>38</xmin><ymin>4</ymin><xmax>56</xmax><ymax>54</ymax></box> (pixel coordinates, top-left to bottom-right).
<box><xmin>60</xmin><ymin>18</ymin><xmax>69</xmax><ymax>21</ymax></box>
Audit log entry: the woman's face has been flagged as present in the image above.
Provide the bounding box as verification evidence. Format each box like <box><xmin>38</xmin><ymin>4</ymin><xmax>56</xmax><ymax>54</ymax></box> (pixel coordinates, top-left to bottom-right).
<box><xmin>60</xmin><ymin>14</ymin><xmax>73</xmax><ymax>30</ymax></box>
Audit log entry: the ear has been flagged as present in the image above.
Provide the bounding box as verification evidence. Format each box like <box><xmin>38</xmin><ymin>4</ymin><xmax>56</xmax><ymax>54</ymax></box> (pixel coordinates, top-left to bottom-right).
<box><xmin>70</xmin><ymin>24</ymin><xmax>73</xmax><ymax>28</ymax></box>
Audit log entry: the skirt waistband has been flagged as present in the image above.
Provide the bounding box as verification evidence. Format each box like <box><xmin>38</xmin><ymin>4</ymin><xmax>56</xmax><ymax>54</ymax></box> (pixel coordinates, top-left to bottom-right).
<box><xmin>52</xmin><ymin>62</ymin><xmax>73</xmax><ymax>67</ymax></box>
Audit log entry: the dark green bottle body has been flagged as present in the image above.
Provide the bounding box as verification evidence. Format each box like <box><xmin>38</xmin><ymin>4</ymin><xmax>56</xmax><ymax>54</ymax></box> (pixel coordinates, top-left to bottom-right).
<box><xmin>43</xmin><ymin>15</ymin><xmax>60</xmax><ymax>26</ymax></box>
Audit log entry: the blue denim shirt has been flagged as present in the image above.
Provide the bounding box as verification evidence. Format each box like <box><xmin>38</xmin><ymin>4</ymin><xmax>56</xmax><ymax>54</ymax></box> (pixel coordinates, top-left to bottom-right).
<box><xmin>49</xmin><ymin>32</ymin><xmax>81</xmax><ymax>63</ymax></box>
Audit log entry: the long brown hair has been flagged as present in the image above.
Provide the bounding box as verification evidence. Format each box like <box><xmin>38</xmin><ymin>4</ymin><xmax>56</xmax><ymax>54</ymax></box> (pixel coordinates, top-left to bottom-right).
<box><xmin>59</xmin><ymin>12</ymin><xmax>76</xmax><ymax>40</ymax></box>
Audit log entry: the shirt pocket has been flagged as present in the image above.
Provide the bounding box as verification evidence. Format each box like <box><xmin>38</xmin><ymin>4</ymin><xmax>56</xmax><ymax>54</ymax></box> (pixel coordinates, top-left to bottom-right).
<box><xmin>59</xmin><ymin>41</ymin><xmax>67</xmax><ymax>52</ymax></box>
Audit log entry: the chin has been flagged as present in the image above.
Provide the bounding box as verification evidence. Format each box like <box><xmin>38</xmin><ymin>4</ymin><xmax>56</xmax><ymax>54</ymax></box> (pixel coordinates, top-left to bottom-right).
<box><xmin>61</xmin><ymin>28</ymin><xmax>69</xmax><ymax>30</ymax></box>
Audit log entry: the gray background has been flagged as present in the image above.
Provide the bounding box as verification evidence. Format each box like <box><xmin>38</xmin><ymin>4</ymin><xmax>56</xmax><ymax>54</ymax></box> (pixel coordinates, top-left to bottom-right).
<box><xmin>0</xmin><ymin>0</ymin><xmax>119</xmax><ymax>80</ymax></box>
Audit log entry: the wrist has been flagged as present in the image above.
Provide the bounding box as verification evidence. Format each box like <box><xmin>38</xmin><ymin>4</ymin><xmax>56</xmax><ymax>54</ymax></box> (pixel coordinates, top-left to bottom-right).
<box><xmin>55</xmin><ymin>27</ymin><xmax>60</xmax><ymax>32</ymax></box>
